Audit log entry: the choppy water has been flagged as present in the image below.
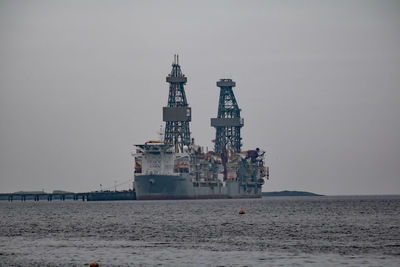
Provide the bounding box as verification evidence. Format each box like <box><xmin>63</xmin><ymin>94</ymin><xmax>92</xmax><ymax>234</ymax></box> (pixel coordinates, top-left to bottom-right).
<box><xmin>0</xmin><ymin>196</ymin><xmax>399</xmax><ymax>266</ymax></box>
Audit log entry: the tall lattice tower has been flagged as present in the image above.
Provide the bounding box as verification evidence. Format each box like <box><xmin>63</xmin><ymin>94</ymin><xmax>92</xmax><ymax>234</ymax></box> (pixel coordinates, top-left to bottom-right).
<box><xmin>211</xmin><ymin>79</ymin><xmax>243</xmax><ymax>155</ymax></box>
<box><xmin>163</xmin><ymin>55</ymin><xmax>191</xmax><ymax>152</ymax></box>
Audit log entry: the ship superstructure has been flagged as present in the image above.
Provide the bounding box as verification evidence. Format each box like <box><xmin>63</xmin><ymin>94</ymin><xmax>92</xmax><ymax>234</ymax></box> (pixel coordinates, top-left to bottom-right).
<box><xmin>133</xmin><ymin>56</ymin><xmax>268</xmax><ymax>200</ymax></box>
<box><xmin>211</xmin><ymin>79</ymin><xmax>243</xmax><ymax>155</ymax></box>
<box><xmin>163</xmin><ymin>55</ymin><xmax>191</xmax><ymax>153</ymax></box>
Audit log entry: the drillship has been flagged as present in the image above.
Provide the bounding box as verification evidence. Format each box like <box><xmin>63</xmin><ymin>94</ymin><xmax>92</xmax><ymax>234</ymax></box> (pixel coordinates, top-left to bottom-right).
<box><xmin>133</xmin><ymin>55</ymin><xmax>269</xmax><ymax>200</ymax></box>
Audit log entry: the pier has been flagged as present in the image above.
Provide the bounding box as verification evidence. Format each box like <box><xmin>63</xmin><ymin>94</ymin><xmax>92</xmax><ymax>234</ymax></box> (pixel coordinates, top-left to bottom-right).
<box><xmin>0</xmin><ymin>190</ymin><xmax>136</xmax><ymax>202</ymax></box>
<box><xmin>0</xmin><ymin>192</ymin><xmax>88</xmax><ymax>202</ymax></box>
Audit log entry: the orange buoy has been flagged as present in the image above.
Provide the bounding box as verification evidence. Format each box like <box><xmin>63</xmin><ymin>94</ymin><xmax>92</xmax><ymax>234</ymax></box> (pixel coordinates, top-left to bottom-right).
<box><xmin>89</xmin><ymin>262</ymin><xmax>99</xmax><ymax>267</ymax></box>
<box><xmin>239</xmin><ymin>209</ymin><xmax>245</xmax><ymax>214</ymax></box>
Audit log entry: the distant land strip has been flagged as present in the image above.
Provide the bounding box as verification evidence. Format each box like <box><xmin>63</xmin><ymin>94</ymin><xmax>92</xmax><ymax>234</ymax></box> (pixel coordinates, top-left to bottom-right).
<box><xmin>262</xmin><ymin>190</ymin><xmax>323</xmax><ymax>197</ymax></box>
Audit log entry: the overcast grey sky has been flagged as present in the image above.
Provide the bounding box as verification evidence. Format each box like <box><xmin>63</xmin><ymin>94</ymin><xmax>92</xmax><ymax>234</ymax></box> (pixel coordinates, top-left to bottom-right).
<box><xmin>1</xmin><ymin>0</ymin><xmax>399</xmax><ymax>195</ymax></box>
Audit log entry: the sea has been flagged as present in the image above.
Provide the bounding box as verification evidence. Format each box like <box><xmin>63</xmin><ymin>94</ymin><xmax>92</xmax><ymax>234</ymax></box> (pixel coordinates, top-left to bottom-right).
<box><xmin>0</xmin><ymin>195</ymin><xmax>399</xmax><ymax>266</ymax></box>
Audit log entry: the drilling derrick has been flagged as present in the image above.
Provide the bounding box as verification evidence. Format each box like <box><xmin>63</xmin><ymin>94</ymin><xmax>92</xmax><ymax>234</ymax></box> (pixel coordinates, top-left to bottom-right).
<box><xmin>211</xmin><ymin>79</ymin><xmax>243</xmax><ymax>155</ymax></box>
<box><xmin>163</xmin><ymin>55</ymin><xmax>191</xmax><ymax>152</ymax></box>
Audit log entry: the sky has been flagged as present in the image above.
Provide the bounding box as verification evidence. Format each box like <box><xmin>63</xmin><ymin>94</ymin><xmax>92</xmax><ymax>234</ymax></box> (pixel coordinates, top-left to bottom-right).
<box><xmin>0</xmin><ymin>0</ymin><xmax>399</xmax><ymax>195</ymax></box>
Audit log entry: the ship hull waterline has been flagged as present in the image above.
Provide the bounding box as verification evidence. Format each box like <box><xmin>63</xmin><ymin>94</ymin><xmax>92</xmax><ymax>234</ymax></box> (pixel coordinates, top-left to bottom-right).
<box><xmin>134</xmin><ymin>174</ymin><xmax>262</xmax><ymax>200</ymax></box>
